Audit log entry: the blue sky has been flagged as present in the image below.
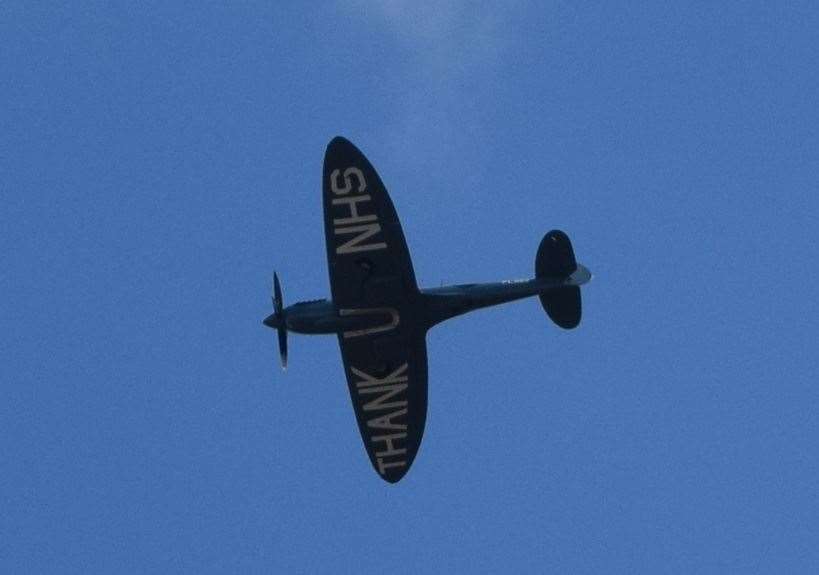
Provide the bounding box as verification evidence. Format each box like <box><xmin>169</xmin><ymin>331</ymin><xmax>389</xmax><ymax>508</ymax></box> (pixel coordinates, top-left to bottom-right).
<box><xmin>3</xmin><ymin>2</ymin><xmax>818</xmax><ymax>572</ymax></box>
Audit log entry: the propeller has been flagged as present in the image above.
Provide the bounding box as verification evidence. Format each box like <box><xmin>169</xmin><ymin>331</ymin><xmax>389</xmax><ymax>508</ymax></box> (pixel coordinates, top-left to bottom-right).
<box><xmin>263</xmin><ymin>272</ymin><xmax>288</xmax><ymax>370</ymax></box>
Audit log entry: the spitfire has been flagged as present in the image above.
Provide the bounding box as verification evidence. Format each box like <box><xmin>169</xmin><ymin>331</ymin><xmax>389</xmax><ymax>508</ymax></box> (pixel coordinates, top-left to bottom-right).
<box><xmin>264</xmin><ymin>136</ymin><xmax>592</xmax><ymax>483</ymax></box>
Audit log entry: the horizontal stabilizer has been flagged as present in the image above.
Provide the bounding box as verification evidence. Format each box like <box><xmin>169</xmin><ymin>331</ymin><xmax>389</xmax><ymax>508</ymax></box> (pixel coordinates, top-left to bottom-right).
<box><xmin>539</xmin><ymin>286</ymin><xmax>581</xmax><ymax>329</ymax></box>
<box><xmin>536</xmin><ymin>230</ymin><xmax>582</xmax><ymax>329</ymax></box>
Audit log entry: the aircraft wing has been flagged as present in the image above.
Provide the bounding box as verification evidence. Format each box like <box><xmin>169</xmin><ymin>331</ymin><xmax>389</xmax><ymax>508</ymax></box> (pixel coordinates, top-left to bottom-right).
<box><xmin>336</xmin><ymin>330</ymin><xmax>428</xmax><ymax>483</ymax></box>
<box><xmin>322</xmin><ymin>136</ymin><xmax>418</xmax><ymax>307</ymax></box>
<box><xmin>323</xmin><ymin>137</ymin><xmax>427</xmax><ymax>482</ymax></box>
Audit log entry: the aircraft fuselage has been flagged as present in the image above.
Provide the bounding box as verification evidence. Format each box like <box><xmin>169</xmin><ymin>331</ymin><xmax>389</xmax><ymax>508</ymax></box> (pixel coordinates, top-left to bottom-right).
<box><xmin>270</xmin><ymin>264</ymin><xmax>591</xmax><ymax>336</ymax></box>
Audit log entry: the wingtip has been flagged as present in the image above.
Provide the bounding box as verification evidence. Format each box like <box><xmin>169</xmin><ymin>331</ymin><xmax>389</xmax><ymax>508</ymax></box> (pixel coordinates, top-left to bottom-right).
<box><xmin>326</xmin><ymin>135</ymin><xmax>359</xmax><ymax>155</ymax></box>
<box><xmin>328</xmin><ymin>135</ymin><xmax>350</xmax><ymax>145</ymax></box>
<box><xmin>374</xmin><ymin>460</ymin><xmax>413</xmax><ymax>484</ymax></box>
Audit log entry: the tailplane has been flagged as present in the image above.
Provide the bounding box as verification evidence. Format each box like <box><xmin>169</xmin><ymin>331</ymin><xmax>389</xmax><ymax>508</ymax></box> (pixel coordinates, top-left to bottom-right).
<box><xmin>536</xmin><ymin>230</ymin><xmax>582</xmax><ymax>329</ymax></box>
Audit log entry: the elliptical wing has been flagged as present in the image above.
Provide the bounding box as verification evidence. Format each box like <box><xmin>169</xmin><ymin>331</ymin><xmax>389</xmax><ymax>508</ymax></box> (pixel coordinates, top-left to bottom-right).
<box><xmin>323</xmin><ymin>137</ymin><xmax>427</xmax><ymax>482</ymax></box>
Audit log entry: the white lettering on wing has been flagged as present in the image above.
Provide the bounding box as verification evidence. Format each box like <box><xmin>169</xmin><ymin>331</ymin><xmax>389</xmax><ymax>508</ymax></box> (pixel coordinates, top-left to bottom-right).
<box><xmin>332</xmin><ymin>195</ymin><xmax>378</xmax><ymax>226</ymax></box>
<box><xmin>335</xmin><ymin>224</ymin><xmax>387</xmax><ymax>254</ymax></box>
<box><xmin>350</xmin><ymin>363</ymin><xmax>410</xmax><ymax>476</ymax></box>
<box><xmin>330</xmin><ymin>166</ymin><xmax>387</xmax><ymax>255</ymax></box>
<box><xmin>330</xmin><ymin>167</ymin><xmax>367</xmax><ymax>195</ymax></box>
<box><xmin>339</xmin><ymin>307</ymin><xmax>400</xmax><ymax>339</ymax></box>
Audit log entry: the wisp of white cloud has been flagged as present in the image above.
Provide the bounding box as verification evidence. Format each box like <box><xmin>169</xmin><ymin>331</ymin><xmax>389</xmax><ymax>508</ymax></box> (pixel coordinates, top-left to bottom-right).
<box><xmin>336</xmin><ymin>0</ymin><xmax>516</xmax><ymax>168</ymax></box>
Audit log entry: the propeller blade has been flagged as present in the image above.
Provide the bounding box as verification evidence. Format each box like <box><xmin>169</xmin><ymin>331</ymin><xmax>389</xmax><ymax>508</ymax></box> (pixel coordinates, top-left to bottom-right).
<box><xmin>278</xmin><ymin>325</ymin><xmax>288</xmax><ymax>370</ymax></box>
<box><xmin>268</xmin><ymin>271</ymin><xmax>287</xmax><ymax>369</ymax></box>
<box><xmin>273</xmin><ymin>272</ymin><xmax>283</xmax><ymax>315</ymax></box>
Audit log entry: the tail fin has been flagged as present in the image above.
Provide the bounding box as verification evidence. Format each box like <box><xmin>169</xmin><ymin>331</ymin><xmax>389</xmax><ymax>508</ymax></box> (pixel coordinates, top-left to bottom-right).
<box><xmin>536</xmin><ymin>230</ymin><xmax>582</xmax><ymax>329</ymax></box>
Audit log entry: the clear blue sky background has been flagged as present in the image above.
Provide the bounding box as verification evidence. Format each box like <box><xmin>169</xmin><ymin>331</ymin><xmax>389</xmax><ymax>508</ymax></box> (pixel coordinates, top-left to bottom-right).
<box><xmin>3</xmin><ymin>2</ymin><xmax>818</xmax><ymax>573</ymax></box>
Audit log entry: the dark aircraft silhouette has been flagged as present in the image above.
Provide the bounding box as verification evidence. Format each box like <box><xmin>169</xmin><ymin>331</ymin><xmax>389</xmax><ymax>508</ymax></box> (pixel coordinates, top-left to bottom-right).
<box><xmin>264</xmin><ymin>137</ymin><xmax>591</xmax><ymax>483</ymax></box>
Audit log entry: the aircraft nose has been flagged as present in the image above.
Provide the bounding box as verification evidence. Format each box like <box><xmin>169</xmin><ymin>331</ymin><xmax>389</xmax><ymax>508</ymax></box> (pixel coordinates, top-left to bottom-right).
<box><xmin>263</xmin><ymin>313</ymin><xmax>279</xmax><ymax>329</ymax></box>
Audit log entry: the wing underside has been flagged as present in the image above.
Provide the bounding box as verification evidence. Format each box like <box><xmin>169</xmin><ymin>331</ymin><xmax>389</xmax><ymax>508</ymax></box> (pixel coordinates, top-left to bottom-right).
<box><xmin>323</xmin><ymin>137</ymin><xmax>427</xmax><ymax>482</ymax></box>
<box><xmin>322</xmin><ymin>137</ymin><xmax>418</xmax><ymax>307</ymax></box>
<box><xmin>337</xmin><ymin>331</ymin><xmax>427</xmax><ymax>483</ymax></box>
